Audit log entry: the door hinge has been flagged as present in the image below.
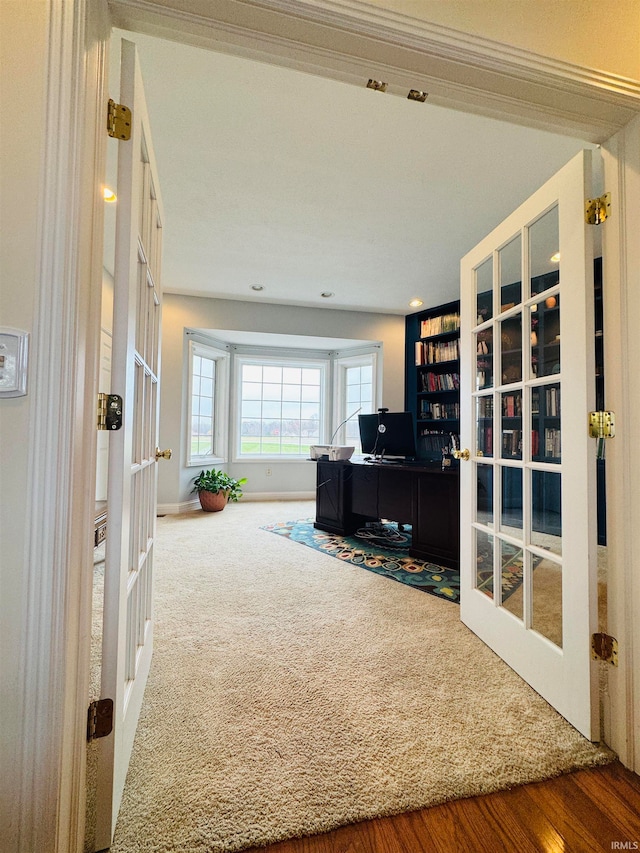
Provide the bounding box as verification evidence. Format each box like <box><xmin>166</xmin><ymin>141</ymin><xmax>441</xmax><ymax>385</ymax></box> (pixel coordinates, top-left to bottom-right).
<box><xmin>585</xmin><ymin>191</ymin><xmax>611</xmax><ymax>225</ymax></box>
<box><xmin>98</xmin><ymin>393</ymin><xmax>123</xmax><ymax>431</ymax></box>
<box><xmin>87</xmin><ymin>698</ymin><xmax>114</xmax><ymax>742</ymax></box>
<box><xmin>591</xmin><ymin>633</ymin><xmax>618</xmax><ymax>666</ymax></box>
<box><xmin>107</xmin><ymin>98</ymin><xmax>132</xmax><ymax>140</ymax></box>
<box><xmin>588</xmin><ymin>410</ymin><xmax>615</xmax><ymax>439</ymax></box>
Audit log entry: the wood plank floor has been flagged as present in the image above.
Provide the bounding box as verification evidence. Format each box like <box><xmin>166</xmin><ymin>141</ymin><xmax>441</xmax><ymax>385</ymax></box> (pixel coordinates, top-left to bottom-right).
<box><xmin>244</xmin><ymin>761</ymin><xmax>640</xmax><ymax>853</ymax></box>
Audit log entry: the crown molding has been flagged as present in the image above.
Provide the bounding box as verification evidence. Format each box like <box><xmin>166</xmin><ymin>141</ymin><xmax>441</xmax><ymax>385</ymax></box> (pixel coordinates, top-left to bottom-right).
<box><xmin>109</xmin><ymin>0</ymin><xmax>640</xmax><ymax>142</ymax></box>
<box><xmin>263</xmin><ymin>0</ymin><xmax>640</xmax><ymax>97</ymax></box>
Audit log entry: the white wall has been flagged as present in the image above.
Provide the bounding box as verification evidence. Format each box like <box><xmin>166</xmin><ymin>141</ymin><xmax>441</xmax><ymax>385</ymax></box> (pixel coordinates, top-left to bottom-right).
<box><xmin>157</xmin><ymin>293</ymin><xmax>406</xmax><ymax>509</ymax></box>
<box><xmin>366</xmin><ymin>0</ymin><xmax>640</xmax><ymax>80</ymax></box>
<box><xmin>0</xmin><ymin>3</ymin><xmax>47</xmax><ymax>839</ymax></box>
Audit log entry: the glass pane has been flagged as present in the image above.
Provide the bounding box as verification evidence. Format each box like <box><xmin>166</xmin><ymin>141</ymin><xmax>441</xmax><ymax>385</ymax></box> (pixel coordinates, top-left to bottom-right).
<box><xmin>529</xmin><ymin>206</ymin><xmax>560</xmax><ymax>298</ymax></box>
<box><xmin>531</xmin><ymin>470</ymin><xmax>562</xmax><ymax>555</ymax></box>
<box><xmin>500</xmin><ymin>390</ymin><xmax>522</xmax><ymax>460</ymax></box>
<box><xmin>476</xmin><ymin>464</ymin><xmax>493</xmax><ymax>527</ymax></box>
<box><xmin>475</xmin><ymin>394</ymin><xmax>493</xmax><ymax>458</ymax></box>
<box><xmin>500</xmin><ymin>312</ymin><xmax>522</xmax><ymax>385</ymax></box>
<box><xmin>530</xmin><ymin>294</ymin><xmax>560</xmax><ymax>379</ymax></box>
<box><xmin>531</xmin><ymin>383</ymin><xmax>561</xmax><ymax>463</ymax></box>
<box><xmin>476</xmin><ymin>328</ymin><xmax>493</xmax><ymax>390</ymax></box>
<box><xmin>500</xmin><ymin>539</ymin><xmax>524</xmax><ymax>621</ymax></box>
<box><xmin>263</xmin><ymin>366</ymin><xmax>282</xmax><ymax>383</ymax></box>
<box><xmin>282</xmin><ymin>367</ymin><xmax>301</xmax><ymax>384</ymax></box>
<box><xmin>499</xmin><ymin>234</ymin><xmax>521</xmax><ymax>309</ymax></box>
<box><xmin>475</xmin><ymin>528</ymin><xmax>494</xmax><ymax>599</ymax></box>
<box><xmin>501</xmin><ymin>466</ymin><xmax>523</xmax><ymax>534</ymax></box>
<box><xmin>282</xmin><ymin>383</ymin><xmax>301</xmax><ymax>402</ymax></box>
<box><xmin>476</xmin><ymin>257</ymin><xmax>493</xmax><ymax>324</ymax></box>
<box><xmin>532</xmin><ymin>553</ymin><xmax>563</xmax><ymax>648</ymax></box>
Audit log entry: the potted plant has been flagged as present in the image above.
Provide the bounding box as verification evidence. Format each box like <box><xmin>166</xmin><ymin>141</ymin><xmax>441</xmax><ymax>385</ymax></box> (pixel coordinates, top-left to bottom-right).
<box><xmin>191</xmin><ymin>468</ymin><xmax>247</xmax><ymax>512</ymax></box>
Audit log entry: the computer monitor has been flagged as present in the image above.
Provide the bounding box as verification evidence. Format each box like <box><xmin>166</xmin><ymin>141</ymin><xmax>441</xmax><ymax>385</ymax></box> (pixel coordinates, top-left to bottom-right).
<box><xmin>358</xmin><ymin>411</ymin><xmax>417</xmax><ymax>460</ymax></box>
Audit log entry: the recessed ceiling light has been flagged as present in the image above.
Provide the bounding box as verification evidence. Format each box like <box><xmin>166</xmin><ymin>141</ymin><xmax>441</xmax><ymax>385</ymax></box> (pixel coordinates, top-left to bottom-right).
<box><xmin>251</xmin><ymin>284</ymin><xmax>264</xmax><ymax>291</ymax></box>
<box><xmin>102</xmin><ymin>186</ymin><xmax>117</xmax><ymax>203</ymax></box>
<box><xmin>366</xmin><ymin>79</ymin><xmax>387</xmax><ymax>92</ymax></box>
<box><xmin>409</xmin><ymin>298</ymin><xmax>423</xmax><ymax>308</ymax></box>
<box><xmin>407</xmin><ymin>90</ymin><xmax>428</xmax><ymax>103</ymax></box>
<box><xmin>550</xmin><ymin>252</ymin><xmax>561</xmax><ymax>263</ymax></box>
<box><xmin>321</xmin><ymin>292</ymin><xmax>334</xmax><ymax>298</ymax></box>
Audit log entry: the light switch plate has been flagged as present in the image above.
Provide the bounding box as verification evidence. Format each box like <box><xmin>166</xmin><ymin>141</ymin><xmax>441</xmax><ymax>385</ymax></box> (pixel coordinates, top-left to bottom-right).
<box><xmin>0</xmin><ymin>328</ymin><xmax>29</xmax><ymax>397</ymax></box>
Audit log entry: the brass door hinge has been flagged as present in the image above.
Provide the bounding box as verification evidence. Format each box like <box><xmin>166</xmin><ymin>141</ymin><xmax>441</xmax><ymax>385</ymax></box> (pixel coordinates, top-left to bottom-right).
<box><xmin>107</xmin><ymin>98</ymin><xmax>132</xmax><ymax>140</ymax></box>
<box><xmin>87</xmin><ymin>698</ymin><xmax>113</xmax><ymax>742</ymax></box>
<box><xmin>585</xmin><ymin>192</ymin><xmax>611</xmax><ymax>225</ymax></box>
<box><xmin>98</xmin><ymin>393</ymin><xmax>123</xmax><ymax>431</ymax></box>
<box><xmin>592</xmin><ymin>633</ymin><xmax>618</xmax><ymax>666</ymax></box>
<box><xmin>588</xmin><ymin>410</ymin><xmax>615</xmax><ymax>439</ymax></box>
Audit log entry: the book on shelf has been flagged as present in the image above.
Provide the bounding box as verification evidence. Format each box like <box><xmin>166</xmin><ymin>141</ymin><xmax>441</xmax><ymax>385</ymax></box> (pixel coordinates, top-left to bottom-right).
<box><xmin>420</xmin><ymin>312</ymin><xmax>460</xmax><ymax>338</ymax></box>
<box><xmin>420</xmin><ymin>401</ymin><xmax>460</xmax><ymax>420</ymax></box>
<box><xmin>420</xmin><ymin>372</ymin><xmax>460</xmax><ymax>392</ymax></box>
<box><xmin>415</xmin><ymin>338</ymin><xmax>460</xmax><ymax>366</ymax></box>
<box><xmin>501</xmin><ymin>429</ymin><xmax>522</xmax><ymax>457</ymax></box>
<box><xmin>544</xmin><ymin>427</ymin><xmax>561</xmax><ymax>457</ymax></box>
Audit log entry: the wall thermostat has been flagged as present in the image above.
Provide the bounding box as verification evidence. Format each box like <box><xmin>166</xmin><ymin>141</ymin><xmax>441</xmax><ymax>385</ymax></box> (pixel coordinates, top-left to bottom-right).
<box><xmin>0</xmin><ymin>328</ymin><xmax>29</xmax><ymax>397</ymax></box>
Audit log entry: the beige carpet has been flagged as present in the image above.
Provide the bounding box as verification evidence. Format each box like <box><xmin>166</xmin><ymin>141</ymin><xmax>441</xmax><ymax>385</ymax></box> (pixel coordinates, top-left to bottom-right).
<box><xmin>109</xmin><ymin>500</ymin><xmax>611</xmax><ymax>853</ymax></box>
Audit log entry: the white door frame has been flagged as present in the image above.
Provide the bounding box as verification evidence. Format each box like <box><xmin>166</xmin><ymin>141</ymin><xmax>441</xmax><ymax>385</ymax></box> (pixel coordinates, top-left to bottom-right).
<box><xmin>16</xmin><ymin>2</ymin><xmax>640</xmax><ymax>851</ymax></box>
<box><xmin>601</xmin><ymin>115</ymin><xmax>640</xmax><ymax>769</ymax></box>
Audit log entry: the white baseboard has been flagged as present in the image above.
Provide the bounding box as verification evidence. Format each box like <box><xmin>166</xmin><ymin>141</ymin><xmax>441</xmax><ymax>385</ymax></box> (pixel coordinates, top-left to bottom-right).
<box><xmin>157</xmin><ymin>492</ymin><xmax>315</xmax><ymax>515</ymax></box>
<box><xmin>239</xmin><ymin>491</ymin><xmax>315</xmax><ymax>502</ymax></box>
<box><xmin>157</xmin><ymin>499</ymin><xmax>201</xmax><ymax>515</ymax></box>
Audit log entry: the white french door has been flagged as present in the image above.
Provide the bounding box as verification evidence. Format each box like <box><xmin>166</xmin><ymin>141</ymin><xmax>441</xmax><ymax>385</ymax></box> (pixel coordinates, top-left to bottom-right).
<box><xmin>459</xmin><ymin>149</ymin><xmax>599</xmax><ymax>740</ymax></box>
<box><xmin>95</xmin><ymin>39</ymin><xmax>165</xmax><ymax>849</ymax></box>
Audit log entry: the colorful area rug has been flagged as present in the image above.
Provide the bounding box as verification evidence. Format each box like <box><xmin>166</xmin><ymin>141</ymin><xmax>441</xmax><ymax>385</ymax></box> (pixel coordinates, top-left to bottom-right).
<box><xmin>475</xmin><ymin>539</ymin><xmax>524</xmax><ymax>600</ymax></box>
<box><xmin>261</xmin><ymin>518</ymin><xmax>460</xmax><ymax>603</ymax></box>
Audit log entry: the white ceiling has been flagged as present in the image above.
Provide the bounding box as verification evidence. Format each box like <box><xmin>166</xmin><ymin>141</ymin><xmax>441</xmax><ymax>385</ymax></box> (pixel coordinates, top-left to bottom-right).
<box><xmin>108</xmin><ymin>29</ymin><xmax>592</xmax><ymax>316</ymax></box>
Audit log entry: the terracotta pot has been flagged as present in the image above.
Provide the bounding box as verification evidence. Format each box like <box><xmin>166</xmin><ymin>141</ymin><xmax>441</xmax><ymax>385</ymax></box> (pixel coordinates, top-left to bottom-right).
<box><xmin>198</xmin><ymin>490</ymin><xmax>229</xmax><ymax>512</ymax></box>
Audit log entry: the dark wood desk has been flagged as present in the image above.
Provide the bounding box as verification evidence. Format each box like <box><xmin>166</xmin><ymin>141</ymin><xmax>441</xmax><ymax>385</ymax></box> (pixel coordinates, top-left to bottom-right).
<box><xmin>314</xmin><ymin>459</ymin><xmax>459</xmax><ymax>569</ymax></box>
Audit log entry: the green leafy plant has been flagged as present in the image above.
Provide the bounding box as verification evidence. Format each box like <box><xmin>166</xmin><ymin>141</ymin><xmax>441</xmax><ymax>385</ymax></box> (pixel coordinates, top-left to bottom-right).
<box><xmin>191</xmin><ymin>469</ymin><xmax>247</xmax><ymax>502</ymax></box>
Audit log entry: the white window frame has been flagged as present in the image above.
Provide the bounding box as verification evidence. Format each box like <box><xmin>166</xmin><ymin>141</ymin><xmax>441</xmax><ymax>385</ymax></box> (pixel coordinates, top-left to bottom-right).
<box><xmin>187</xmin><ymin>339</ymin><xmax>230</xmax><ymax>467</ymax></box>
<box><xmin>333</xmin><ymin>348</ymin><xmax>380</xmax><ymax>447</ymax></box>
<box><xmin>233</xmin><ymin>350</ymin><xmax>330</xmax><ymax>461</ymax></box>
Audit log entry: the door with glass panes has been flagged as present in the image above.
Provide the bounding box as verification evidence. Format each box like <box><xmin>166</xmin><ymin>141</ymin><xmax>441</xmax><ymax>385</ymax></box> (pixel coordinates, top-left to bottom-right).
<box><xmin>459</xmin><ymin>150</ymin><xmax>599</xmax><ymax>740</ymax></box>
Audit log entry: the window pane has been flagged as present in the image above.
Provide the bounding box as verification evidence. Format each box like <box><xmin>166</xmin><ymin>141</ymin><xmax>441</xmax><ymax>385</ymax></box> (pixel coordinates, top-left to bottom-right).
<box><xmin>282</xmin><ymin>383</ymin><xmax>301</xmax><ymax>402</ymax></box>
<box><xmin>242</xmin><ymin>401</ymin><xmax>261</xmax><ymax>418</ymax></box>
<box><xmin>476</xmin><ymin>257</ymin><xmax>493</xmax><ymax>323</ymax></box>
<box><xmin>301</xmin><ymin>385</ymin><xmax>320</xmax><ymax>403</ymax></box>
<box><xmin>282</xmin><ymin>401</ymin><xmax>300</xmax><ymax>419</ymax></box>
<box><xmin>263</xmin><ymin>401</ymin><xmax>281</xmax><ymax>418</ymax></box>
<box><xmin>263</xmin><ymin>366</ymin><xmax>282</xmax><ymax>383</ymax></box>
<box><xmin>242</xmin><ymin>381</ymin><xmax>262</xmax><ymax>400</ymax></box>
<box><xmin>476</xmin><ymin>528</ymin><xmax>494</xmax><ymax>599</ymax></box>
<box><xmin>243</xmin><ymin>364</ymin><xmax>262</xmax><ymax>382</ymax></box>
<box><xmin>263</xmin><ymin>383</ymin><xmax>282</xmax><ymax>401</ymax></box>
<box><xmin>200</xmin><ymin>358</ymin><xmax>214</xmax><ymax>379</ymax></box>
<box><xmin>499</xmin><ymin>234</ymin><xmax>521</xmax><ymax>308</ymax></box>
<box><xmin>190</xmin><ymin>351</ymin><xmax>218</xmax><ymax>462</ymax></box>
<box><xmin>238</xmin><ymin>361</ymin><xmax>324</xmax><ymax>456</ymax></box>
<box><xmin>282</xmin><ymin>367</ymin><xmax>301</xmax><ymax>384</ymax></box>
<box><xmin>346</xmin><ymin>367</ymin><xmax>361</xmax><ymax>385</ymax></box>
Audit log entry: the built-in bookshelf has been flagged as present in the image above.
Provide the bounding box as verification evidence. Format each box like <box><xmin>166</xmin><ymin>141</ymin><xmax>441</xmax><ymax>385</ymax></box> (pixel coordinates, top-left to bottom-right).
<box><xmin>405</xmin><ymin>299</ymin><xmax>460</xmax><ymax>462</ymax></box>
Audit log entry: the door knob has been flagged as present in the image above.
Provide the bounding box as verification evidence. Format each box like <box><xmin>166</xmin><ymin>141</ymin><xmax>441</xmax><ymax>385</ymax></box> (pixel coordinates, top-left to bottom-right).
<box><xmin>453</xmin><ymin>448</ymin><xmax>470</xmax><ymax>461</ymax></box>
<box><xmin>155</xmin><ymin>448</ymin><xmax>172</xmax><ymax>461</ymax></box>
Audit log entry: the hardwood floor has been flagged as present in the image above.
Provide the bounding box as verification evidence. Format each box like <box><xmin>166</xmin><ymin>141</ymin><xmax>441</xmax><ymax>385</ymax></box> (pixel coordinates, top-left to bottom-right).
<box><xmin>244</xmin><ymin>762</ymin><xmax>640</xmax><ymax>853</ymax></box>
